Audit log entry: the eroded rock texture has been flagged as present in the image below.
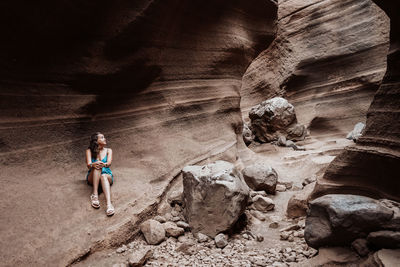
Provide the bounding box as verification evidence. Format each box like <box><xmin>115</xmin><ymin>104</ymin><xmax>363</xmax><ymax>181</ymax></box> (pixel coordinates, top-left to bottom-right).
<box><xmin>182</xmin><ymin>161</ymin><xmax>250</xmax><ymax>238</ymax></box>
<box><xmin>240</xmin><ymin>0</ymin><xmax>389</xmax><ymax>135</ymax></box>
<box><xmin>0</xmin><ymin>1</ymin><xmax>277</xmax><ymax>265</ymax></box>
<box><xmin>312</xmin><ymin>0</ymin><xmax>400</xmax><ymax>202</ymax></box>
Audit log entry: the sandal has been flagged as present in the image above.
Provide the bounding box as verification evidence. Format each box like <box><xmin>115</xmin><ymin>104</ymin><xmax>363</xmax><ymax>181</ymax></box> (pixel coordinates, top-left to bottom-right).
<box><xmin>90</xmin><ymin>194</ymin><xmax>100</xmax><ymax>209</ymax></box>
<box><xmin>106</xmin><ymin>204</ymin><xmax>115</xmax><ymax>216</ymax></box>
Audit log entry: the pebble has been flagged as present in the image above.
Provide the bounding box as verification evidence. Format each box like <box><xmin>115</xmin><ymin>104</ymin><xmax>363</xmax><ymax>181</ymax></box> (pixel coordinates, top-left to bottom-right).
<box><xmin>276</xmin><ymin>184</ymin><xmax>286</xmax><ymax>192</ymax></box>
<box><xmin>116</xmin><ymin>245</ymin><xmax>127</xmax><ymax>254</ymax></box>
<box><xmin>153</xmin><ymin>215</ymin><xmax>166</xmax><ymax>223</ymax></box>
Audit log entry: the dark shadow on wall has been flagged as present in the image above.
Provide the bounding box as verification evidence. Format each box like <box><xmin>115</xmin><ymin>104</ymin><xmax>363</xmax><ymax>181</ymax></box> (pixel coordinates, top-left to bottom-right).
<box><xmin>70</xmin><ymin>59</ymin><xmax>161</xmax><ymax>116</ymax></box>
<box><xmin>0</xmin><ymin>0</ymin><xmax>112</xmax><ymax>68</ymax></box>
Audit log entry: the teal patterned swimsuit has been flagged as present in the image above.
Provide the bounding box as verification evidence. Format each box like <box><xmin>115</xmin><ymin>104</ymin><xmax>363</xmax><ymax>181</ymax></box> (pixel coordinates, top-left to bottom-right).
<box><xmin>86</xmin><ymin>150</ymin><xmax>114</xmax><ymax>185</ymax></box>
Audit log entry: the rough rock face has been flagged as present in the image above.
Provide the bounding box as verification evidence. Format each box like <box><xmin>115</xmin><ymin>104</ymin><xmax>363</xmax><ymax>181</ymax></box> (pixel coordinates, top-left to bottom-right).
<box><xmin>0</xmin><ymin>1</ymin><xmax>277</xmax><ymax>265</ymax></box>
<box><xmin>311</xmin><ymin>0</ymin><xmax>400</xmax><ymax>203</ymax></box>
<box><xmin>242</xmin><ymin>163</ymin><xmax>278</xmax><ymax>193</ymax></box>
<box><xmin>286</xmin><ymin>182</ymin><xmax>315</xmax><ymax>218</ymax></box>
<box><xmin>140</xmin><ymin>219</ymin><xmax>166</xmax><ymax>245</ymax></box>
<box><xmin>305</xmin><ymin>194</ymin><xmax>396</xmax><ymax>248</ymax></box>
<box><xmin>182</xmin><ymin>161</ymin><xmax>250</xmax><ymax>238</ymax></box>
<box><xmin>242</xmin><ymin>123</ymin><xmax>254</xmax><ymax>145</ymax></box>
<box><xmin>367</xmin><ymin>231</ymin><xmax>400</xmax><ymax>249</ymax></box>
<box><xmin>249</xmin><ymin>97</ymin><xmax>306</xmax><ymax>142</ymax></box>
<box><xmin>241</xmin><ymin>0</ymin><xmax>389</xmax><ymax>136</ymax></box>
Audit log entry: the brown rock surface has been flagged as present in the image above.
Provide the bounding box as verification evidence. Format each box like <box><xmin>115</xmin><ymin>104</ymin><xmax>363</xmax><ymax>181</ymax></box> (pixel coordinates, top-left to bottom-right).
<box><xmin>182</xmin><ymin>160</ymin><xmax>250</xmax><ymax>237</ymax></box>
<box><xmin>286</xmin><ymin>182</ymin><xmax>314</xmax><ymax>218</ymax></box>
<box><xmin>312</xmin><ymin>0</ymin><xmax>400</xmax><ymax>202</ymax></box>
<box><xmin>241</xmin><ymin>0</ymin><xmax>389</xmax><ymax>135</ymax></box>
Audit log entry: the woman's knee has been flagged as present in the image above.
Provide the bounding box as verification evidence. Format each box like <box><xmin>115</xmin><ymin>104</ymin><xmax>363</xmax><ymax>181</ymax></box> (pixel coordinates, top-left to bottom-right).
<box><xmin>101</xmin><ymin>174</ymin><xmax>109</xmax><ymax>182</ymax></box>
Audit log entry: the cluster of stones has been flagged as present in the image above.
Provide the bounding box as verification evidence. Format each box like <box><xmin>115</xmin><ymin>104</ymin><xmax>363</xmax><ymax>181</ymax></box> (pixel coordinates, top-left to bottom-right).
<box><xmin>110</xmin><ymin>159</ymin><xmax>323</xmax><ymax>266</ymax></box>
<box><xmin>112</xmin><ymin>227</ymin><xmax>318</xmax><ymax>267</ymax></box>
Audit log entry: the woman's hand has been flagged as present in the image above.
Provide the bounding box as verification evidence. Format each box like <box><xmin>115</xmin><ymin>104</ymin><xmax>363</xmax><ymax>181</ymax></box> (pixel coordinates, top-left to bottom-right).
<box><xmin>92</xmin><ymin>161</ymin><xmax>105</xmax><ymax>169</ymax></box>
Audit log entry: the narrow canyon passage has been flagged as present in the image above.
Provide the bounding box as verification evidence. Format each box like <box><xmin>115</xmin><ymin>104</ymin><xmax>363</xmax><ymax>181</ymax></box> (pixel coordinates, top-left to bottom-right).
<box><xmin>0</xmin><ymin>0</ymin><xmax>399</xmax><ymax>266</ymax></box>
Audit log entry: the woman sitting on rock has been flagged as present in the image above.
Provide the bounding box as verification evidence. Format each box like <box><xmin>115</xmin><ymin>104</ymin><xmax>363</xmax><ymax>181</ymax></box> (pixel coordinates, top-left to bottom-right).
<box><xmin>86</xmin><ymin>132</ymin><xmax>115</xmax><ymax>216</ymax></box>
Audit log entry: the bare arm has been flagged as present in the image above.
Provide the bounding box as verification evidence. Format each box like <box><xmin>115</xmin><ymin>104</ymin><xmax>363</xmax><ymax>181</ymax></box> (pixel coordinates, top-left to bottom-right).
<box><xmin>86</xmin><ymin>149</ymin><xmax>92</xmax><ymax>169</ymax></box>
<box><xmin>105</xmin><ymin>148</ymin><xmax>113</xmax><ymax>167</ymax></box>
<box><xmin>86</xmin><ymin>149</ymin><xmax>103</xmax><ymax>169</ymax></box>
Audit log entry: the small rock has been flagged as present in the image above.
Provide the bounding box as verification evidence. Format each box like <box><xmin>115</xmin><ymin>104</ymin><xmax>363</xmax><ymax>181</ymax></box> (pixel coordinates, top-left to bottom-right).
<box><xmin>250</xmin><ymin>190</ymin><xmax>268</xmax><ymax>198</ymax></box>
<box><xmin>251</xmin><ymin>195</ymin><xmax>275</xmax><ymax>212</ymax></box>
<box><xmin>302</xmin><ymin>176</ymin><xmax>316</xmax><ymax>187</ymax></box>
<box><xmin>288</xmin><ymin>236</ymin><xmax>294</xmax><ymax>242</ymax></box>
<box><xmin>171</xmin><ymin>216</ymin><xmax>181</xmax><ymax>222</ymax></box>
<box><xmin>351</xmin><ymin>238</ymin><xmax>370</xmax><ymax>257</ymax></box>
<box><xmin>140</xmin><ymin>219</ymin><xmax>166</xmax><ymax>245</ymax></box>
<box><xmin>163</xmin><ymin>222</ymin><xmax>185</xmax><ymax>238</ymax></box>
<box><xmin>280</xmin><ymin>224</ymin><xmax>300</xmax><ymax>232</ymax></box>
<box><xmin>286</xmin><ymin>183</ymin><xmax>314</xmax><ymax>218</ymax></box>
<box><xmin>286</xmin><ymin>255</ymin><xmax>296</xmax><ymax>262</ymax></box>
<box><xmin>346</xmin><ymin>122</ymin><xmax>365</xmax><ymax>142</ymax></box>
<box><xmin>128</xmin><ymin>248</ymin><xmax>153</xmax><ymax>267</ymax></box>
<box><xmin>280</xmin><ymin>232</ymin><xmax>290</xmax><ymax>240</ymax></box>
<box><xmin>195</xmin><ymin>232</ymin><xmax>210</xmax><ymax>243</ymax></box>
<box><xmin>176</xmin><ymin>221</ymin><xmax>190</xmax><ymax>230</ymax></box>
<box><xmin>153</xmin><ymin>215</ymin><xmax>166</xmax><ymax>223</ymax></box>
<box><xmin>297</xmin><ymin>230</ymin><xmax>304</xmax><ymax>238</ymax></box>
<box><xmin>269</xmin><ymin>222</ymin><xmax>279</xmax><ymax>228</ymax></box>
<box><xmin>297</xmin><ymin>219</ymin><xmax>306</xmax><ymax>229</ymax></box>
<box><xmin>256</xmin><ymin>235</ymin><xmax>264</xmax><ymax>242</ymax></box>
<box><xmin>116</xmin><ymin>245</ymin><xmax>128</xmax><ymax>254</ymax></box>
<box><xmin>171</xmin><ymin>209</ymin><xmax>180</xmax><ymax>217</ymax></box>
<box><xmin>242</xmin><ymin>163</ymin><xmax>278</xmax><ymax>194</ymax></box>
<box><xmin>215</xmin><ymin>233</ymin><xmax>228</xmax><ymax>248</ymax></box>
<box><xmin>242</xmin><ymin>233</ymin><xmax>250</xmax><ymax>240</ymax></box>
<box><xmin>276</xmin><ymin>185</ymin><xmax>286</xmax><ymax>192</ymax></box>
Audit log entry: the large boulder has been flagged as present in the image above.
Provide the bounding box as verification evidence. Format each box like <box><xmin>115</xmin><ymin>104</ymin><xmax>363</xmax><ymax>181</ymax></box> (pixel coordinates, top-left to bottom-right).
<box><xmin>249</xmin><ymin>97</ymin><xmax>306</xmax><ymax>142</ymax></box>
<box><xmin>305</xmin><ymin>194</ymin><xmax>395</xmax><ymax>248</ymax></box>
<box><xmin>242</xmin><ymin>162</ymin><xmax>278</xmax><ymax>194</ymax></box>
<box><xmin>182</xmin><ymin>160</ymin><xmax>250</xmax><ymax>238</ymax></box>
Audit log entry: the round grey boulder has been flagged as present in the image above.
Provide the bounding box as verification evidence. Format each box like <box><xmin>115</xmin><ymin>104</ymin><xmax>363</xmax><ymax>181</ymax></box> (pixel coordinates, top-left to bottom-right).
<box><xmin>242</xmin><ymin>163</ymin><xmax>278</xmax><ymax>194</ymax></box>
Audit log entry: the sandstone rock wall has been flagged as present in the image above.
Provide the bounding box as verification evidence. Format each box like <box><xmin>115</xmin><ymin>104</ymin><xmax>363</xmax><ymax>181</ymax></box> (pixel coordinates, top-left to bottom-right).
<box><xmin>312</xmin><ymin>0</ymin><xmax>400</xmax><ymax>202</ymax></box>
<box><xmin>0</xmin><ymin>1</ymin><xmax>277</xmax><ymax>265</ymax></box>
<box><xmin>240</xmin><ymin>0</ymin><xmax>389</xmax><ymax>136</ymax></box>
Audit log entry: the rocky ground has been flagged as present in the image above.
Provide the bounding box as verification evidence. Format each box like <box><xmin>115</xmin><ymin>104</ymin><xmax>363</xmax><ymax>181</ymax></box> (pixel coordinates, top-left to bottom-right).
<box><xmin>75</xmin><ymin>133</ymin><xmax>351</xmax><ymax>267</ymax></box>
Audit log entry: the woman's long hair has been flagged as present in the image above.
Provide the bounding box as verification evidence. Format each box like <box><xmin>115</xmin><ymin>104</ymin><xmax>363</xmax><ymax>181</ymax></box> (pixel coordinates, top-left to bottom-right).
<box><xmin>89</xmin><ymin>132</ymin><xmax>101</xmax><ymax>159</ymax></box>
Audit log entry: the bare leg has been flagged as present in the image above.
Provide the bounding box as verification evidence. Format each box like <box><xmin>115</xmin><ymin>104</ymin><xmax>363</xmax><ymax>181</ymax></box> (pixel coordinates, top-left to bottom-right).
<box><xmin>100</xmin><ymin>174</ymin><xmax>113</xmax><ymax>206</ymax></box>
<box><xmin>87</xmin><ymin>168</ymin><xmax>101</xmax><ymax>196</ymax></box>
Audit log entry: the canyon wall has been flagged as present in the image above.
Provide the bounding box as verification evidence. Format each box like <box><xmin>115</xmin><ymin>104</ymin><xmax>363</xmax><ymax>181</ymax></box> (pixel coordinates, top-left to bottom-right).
<box><xmin>0</xmin><ymin>0</ymin><xmax>397</xmax><ymax>266</ymax></box>
<box><xmin>240</xmin><ymin>0</ymin><xmax>389</xmax><ymax>137</ymax></box>
<box><xmin>312</xmin><ymin>0</ymin><xmax>400</xmax><ymax>202</ymax></box>
<box><xmin>0</xmin><ymin>1</ymin><xmax>277</xmax><ymax>265</ymax></box>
